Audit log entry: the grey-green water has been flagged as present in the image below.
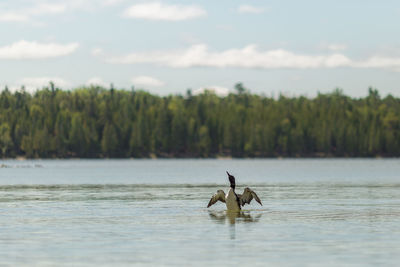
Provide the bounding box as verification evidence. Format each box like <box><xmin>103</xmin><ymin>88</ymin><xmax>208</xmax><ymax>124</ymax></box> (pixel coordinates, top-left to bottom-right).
<box><xmin>1</xmin><ymin>159</ymin><xmax>400</xmax><ymax>266</ymax></box>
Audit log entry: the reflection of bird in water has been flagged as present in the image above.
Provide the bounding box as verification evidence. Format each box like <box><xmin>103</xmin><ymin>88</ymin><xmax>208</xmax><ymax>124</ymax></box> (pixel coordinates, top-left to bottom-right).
<box><xmin>208</xmin><ymin>211</ymin><xmax>263</xmax><ymax>239</ymax></box>
<box><xmin>207</xmin><ymin>171</ymin><xmax>262</xmax><ymax>211</ymax></box>
<box><xmin>208</xmin><ymin>210</ymin><xmax>262</xmax><ymax>224</ymax></box>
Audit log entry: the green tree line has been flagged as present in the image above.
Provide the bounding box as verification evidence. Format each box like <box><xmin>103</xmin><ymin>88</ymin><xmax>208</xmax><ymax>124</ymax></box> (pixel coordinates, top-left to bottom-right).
<box><xmin>0</xmin><ymin>83</ymin><xmax>399</xmax><ymax>158</ymax></box>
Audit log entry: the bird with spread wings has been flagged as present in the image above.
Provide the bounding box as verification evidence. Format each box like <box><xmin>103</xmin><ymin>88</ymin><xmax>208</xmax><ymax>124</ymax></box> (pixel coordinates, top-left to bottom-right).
<box><xmin>207</xmin><ymin>171</ymin><xmax>262</xmax><ymax>211</ymax></box>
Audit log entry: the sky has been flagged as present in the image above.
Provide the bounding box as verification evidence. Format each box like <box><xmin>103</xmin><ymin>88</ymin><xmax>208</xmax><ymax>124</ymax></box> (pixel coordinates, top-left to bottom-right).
<box><xmin>1</xmin><ymin>0</ymin><xmax>400</xmax><ymax>97</ymax></box>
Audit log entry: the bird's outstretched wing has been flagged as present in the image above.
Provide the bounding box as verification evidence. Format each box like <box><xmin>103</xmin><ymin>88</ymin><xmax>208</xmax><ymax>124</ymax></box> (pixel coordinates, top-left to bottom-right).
<box><xmin>207</xmin><ymin>190</ymin><xmax>226</xmax><ymax>208</ymax></box>
<box><xmin>238</xmin><ymin>187</ymin><xmax>262</xmax><ymax>207</ymax></box>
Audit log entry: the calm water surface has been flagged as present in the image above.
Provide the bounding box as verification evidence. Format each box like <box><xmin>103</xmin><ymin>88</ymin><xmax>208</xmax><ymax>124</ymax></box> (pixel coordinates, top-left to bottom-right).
<box><xmin>1</xmin><ymin>159</ymin><xmax>400</xmax><ymax>266</ymax></box>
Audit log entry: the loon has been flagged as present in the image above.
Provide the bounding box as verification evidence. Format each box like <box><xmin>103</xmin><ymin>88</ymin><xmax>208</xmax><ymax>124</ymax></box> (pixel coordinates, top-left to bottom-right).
<box><xmin>207</xmin><ymin>171</ymin><xmax>262</xmax><ymax>211</ymax></box>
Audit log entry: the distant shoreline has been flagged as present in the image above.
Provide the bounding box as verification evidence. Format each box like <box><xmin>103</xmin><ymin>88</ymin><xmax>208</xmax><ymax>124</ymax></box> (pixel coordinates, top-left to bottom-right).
<box><xmin>1</xmin><ymin>87</ymin><xmax>399</xmax><ymax>158</ymax></box>
<box><xmin>1</xmin><ymin>154</ymin><xmax>398</xmax><ymax>160</ymax></box>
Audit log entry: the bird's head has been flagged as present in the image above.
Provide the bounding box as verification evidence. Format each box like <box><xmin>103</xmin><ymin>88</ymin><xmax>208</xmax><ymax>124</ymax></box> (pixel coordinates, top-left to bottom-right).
<box><xmin>226</xmin><ymin>171</ymin><xmax>235</xmax><ymax>190</ymax></box>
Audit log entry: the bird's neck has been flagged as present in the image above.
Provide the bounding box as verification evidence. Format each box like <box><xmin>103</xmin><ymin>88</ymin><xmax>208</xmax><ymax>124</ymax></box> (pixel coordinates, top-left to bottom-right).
<box><xmin>230</xmin><ymin>183</ymin><xmax>235</xmax><ymax>191</ymax></box>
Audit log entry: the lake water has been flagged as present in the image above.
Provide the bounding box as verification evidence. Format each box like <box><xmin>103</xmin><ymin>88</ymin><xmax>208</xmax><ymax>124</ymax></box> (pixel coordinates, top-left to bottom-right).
<box><xmin>1</xmin><ymin>159</ymin><xmax>400</xmax><ymax>266</ymax></box>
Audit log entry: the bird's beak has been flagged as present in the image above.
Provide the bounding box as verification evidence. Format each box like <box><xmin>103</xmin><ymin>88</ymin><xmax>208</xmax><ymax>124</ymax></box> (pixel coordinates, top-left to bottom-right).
<box><xmin>226</xmin><ymin>171</ymin><xmax>230</xmax><ymax>176</ymax></box>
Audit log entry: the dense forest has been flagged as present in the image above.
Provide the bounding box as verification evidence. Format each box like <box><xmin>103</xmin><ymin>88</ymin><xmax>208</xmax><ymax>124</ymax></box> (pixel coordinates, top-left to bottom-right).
<box><xmin>0</xmin><ymin>83</ymin><xmax>399</xmax><ymax>158</ymax></box>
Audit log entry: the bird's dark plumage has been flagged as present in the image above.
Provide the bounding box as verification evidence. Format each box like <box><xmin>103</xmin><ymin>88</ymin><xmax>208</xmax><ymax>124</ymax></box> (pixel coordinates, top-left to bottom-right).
<box><xmin>207</xmin><ymin>171</ymin><xmax>263</xmax><ymax>210</ymax></box>
<box><xmin>226</xmin><ymin>171</ymin><xmax>235</xmax><ymax>190</ymax></box>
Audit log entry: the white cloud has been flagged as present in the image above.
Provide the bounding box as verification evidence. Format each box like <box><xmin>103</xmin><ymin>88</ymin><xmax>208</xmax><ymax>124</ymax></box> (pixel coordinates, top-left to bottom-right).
<box><xmin>237</xmin><ymin>5</ymin><xmax>265</xmax><ymax>14</ymax></box>
<box><xmin>0</xmin><ymin>40</ymin><xmax>79</xmax><ymax>59</ymax></box>
<box><xmin>107</xmin><ymin>44</ymin><xmax>352</xmax><ymax>69</ymax></box>
<box><xmin>131</xmin><ymin>76</ymin><xmax>165</xmax><ymax>87</ymax></box>
<box><xmin>326</xmin><ymin>44</ymin><xmax>347</xmax><ymax>51</ymax></box>
<box><xmin>0</xmin><ymin>12</ymin><xmax>29</xmax><ymax>22</ymax></box>
<box><xmin>53</xmin><ymin>0</ymin><xmax>119</xmax><ymax>10</ymax></box>
<box><xmin>122</xmin><ymin>2</ymin><xmax>206</xmax><ymax>21</ymax></box>
<box><xmin>102</xmin><ymin>0</ymin><xmax>125</xmax><ymax>6</ymax></box>
<box><xmin>86</xmin><ymin>77</ymin><xmax>109</xmax><ymax>87</ymax></box>
<box><xmin>354</xmin><ymin>56</ymin><xmax>400</xmax><ymax>69</ymax></box>
<box><xmin>194</xmin><ymin>86</ymin><xmax>230</xmax><ymax>96</ymax></box>
<box><xmin>27</xmin><ymin>3</ymin><xmax>66</xmax><ymax>15</ymax></box>
<box><xmin>102</xmin><ymin>43</ymin><xmax>400</xmax><ymax>71</ymax></box>
<box><xmin>91</xmin><ymin>47</ymin><xmax>104</xmax><ymax>56</ymax></box>
<box><xmin>0</xmin><ymin>3</ymin><xmax>66</xmax><ymax>23</ymax></box>
<box><xmin>19</xmin><ymin>77</ymin><xmax>70</xmax><ymax>91</ymax></box>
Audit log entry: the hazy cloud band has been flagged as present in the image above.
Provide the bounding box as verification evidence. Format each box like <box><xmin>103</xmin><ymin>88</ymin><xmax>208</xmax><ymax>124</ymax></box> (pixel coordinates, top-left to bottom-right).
<box><xmin>0</xmin><ymin>40</ymin><xmax>79</xmax><ymax>59</ymax></box>
<box><xmin>105</xmin><ymin>44</ymin><xmax>400</xmax><ymax>71</ymax></box>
